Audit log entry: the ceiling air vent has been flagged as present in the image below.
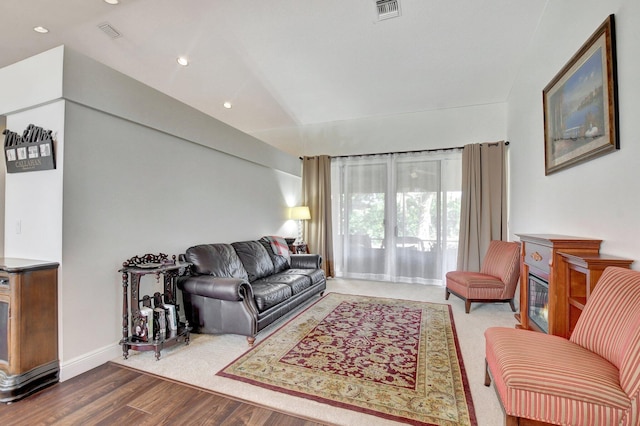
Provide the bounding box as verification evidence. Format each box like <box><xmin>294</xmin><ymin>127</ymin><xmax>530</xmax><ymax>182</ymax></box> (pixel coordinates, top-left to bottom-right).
<box><xmin>376</xmin><ymin>0</ymin><xmax>401</xmax><ymax>21</ymax></box>
<box><xmin>98</xmin><ymin>22</ymin><xmax>122</xmax><ymax>39</ymax></box>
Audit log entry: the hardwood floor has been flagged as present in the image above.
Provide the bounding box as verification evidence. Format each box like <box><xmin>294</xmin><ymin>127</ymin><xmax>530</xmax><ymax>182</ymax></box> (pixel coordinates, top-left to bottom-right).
<box><xmin>1</xmin><ymin>362</ymin><xmax>326</xmax><ymax>425</ymax></box>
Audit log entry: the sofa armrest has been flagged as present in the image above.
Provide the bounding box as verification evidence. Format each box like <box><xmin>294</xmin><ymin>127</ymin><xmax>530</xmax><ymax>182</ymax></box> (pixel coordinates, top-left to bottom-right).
<box><xmin>177</xmin><ymin>275</ymin><xmax>250</xmax><ymax>301</ymax></box>
<box><xmin>290</xmin><ymin>254</ymin><xmax>323</xmax><ymax>269</ymax></box>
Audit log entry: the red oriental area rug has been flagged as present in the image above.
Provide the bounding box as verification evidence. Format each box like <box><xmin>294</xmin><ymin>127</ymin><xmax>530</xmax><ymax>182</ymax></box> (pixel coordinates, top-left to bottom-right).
<box><xmin>218</xmin><ymin>293</ymin><xmax>476</xmax><ymax>426</ymax></box>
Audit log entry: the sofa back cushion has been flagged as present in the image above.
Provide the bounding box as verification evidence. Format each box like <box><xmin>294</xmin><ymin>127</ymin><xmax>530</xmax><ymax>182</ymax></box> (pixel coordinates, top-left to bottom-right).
<box><xmin>570</xmin><ymin>267</ymin><xmax>640</xmax><ymax>397</ymax></box>
<box><xmin>259</xmin><ymin>236</ymin><xmax>290</xmax><ymax>273</ymax></box>
<box><xmin>185</xmin><ymin>244</ymin><xmax>248</xmax><ymax>281</ymax></box>
<box><xmin>480</xmin><ymin>241</ymin><xmax>521</xmax><ymax>287</ymax></box>
<box><xmin>232</xmin><ymin>241</ymin><xmax>275</xmax><ymax>282</ymax></box>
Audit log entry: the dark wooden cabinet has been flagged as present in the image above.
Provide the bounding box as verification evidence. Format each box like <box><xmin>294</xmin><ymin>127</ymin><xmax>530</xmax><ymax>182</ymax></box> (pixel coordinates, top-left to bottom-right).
<box><xmin>0</xmin><ymin>258</ymin><xmax>59</xmax><ymax>403</ymax></box>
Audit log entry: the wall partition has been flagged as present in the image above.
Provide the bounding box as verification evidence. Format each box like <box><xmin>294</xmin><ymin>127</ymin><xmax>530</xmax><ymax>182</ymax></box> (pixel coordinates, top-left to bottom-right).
<box><xmin>331</xmin><ymin>149</ymin><xmax>462</xmax><ymax>285</ymax></box>
<box><xmin>0</xmin><ymin>46</ymin><xmax>303</xmax><ymax>380</ymax></box>
<box><xmin>0</xmin><ymin>115</ymin><xmax>5</xmax><ymax>257</ymax></box>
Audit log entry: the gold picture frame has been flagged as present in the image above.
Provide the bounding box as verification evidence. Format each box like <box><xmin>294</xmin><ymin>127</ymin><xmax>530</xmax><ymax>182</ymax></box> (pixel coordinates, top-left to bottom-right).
<box><xmin>543</xmin><ymin>14</ymin><xmax>619</xmax><ymax>175</ymax></box>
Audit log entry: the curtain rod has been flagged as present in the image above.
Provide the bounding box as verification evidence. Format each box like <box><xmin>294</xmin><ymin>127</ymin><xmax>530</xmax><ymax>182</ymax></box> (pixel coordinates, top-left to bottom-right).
<box><xmin>300</xmin><ymin>141</ymin><xmax>509</xmax><ymax>160</ymax></box>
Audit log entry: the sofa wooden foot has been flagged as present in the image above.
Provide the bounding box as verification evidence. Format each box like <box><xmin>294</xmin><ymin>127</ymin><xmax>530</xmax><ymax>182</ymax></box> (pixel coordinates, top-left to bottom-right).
<box><xmin>445</xmin><ymin>288</ymin><xmax>450</xmax><ymax>300</ymax></box>
<box><xmin>247</xmin><ymin>336</ymin><xmax>255</xmax><ymax>346</ymax></box>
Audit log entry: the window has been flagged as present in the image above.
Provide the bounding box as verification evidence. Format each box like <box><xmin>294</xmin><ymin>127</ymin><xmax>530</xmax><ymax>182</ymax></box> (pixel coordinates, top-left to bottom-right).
<box><xmin>331</xmin><ymin>150</ymin><xmax>461</xmax><ymax>285</ymax></box>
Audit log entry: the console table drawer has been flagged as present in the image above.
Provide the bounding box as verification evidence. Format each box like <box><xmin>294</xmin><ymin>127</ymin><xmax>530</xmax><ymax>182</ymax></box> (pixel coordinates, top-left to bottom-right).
<box><xmin>524</xmin><ymin>243</ymin><xmax>551</xmax><ymax>274</ymax></box>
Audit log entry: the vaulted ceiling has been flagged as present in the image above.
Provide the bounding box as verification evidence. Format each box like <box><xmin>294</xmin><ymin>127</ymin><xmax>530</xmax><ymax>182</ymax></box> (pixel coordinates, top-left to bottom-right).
<box><xmin>2</xmin><ymin>0</ymin><xmax>547</xmax><ymax>145</ymax></box>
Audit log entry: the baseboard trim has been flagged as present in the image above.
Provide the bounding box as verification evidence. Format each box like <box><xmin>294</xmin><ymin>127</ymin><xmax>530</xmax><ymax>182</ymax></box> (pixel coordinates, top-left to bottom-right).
<box><xmin>60</xmin><ymin>343</ymin><xmax>122</xmax><ymax>381</ymax></box>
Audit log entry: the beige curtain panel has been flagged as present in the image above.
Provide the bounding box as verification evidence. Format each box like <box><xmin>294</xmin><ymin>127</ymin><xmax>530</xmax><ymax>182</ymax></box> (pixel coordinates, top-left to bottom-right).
<box><xmin>457</xmin><ymin>141</ymin><xmax>508</xmax><ymax>272</ymax></box>
<box><xmin>302</xmin><ymin>155</ymin><xmax>335</xmax><ymax>278</ymax></box>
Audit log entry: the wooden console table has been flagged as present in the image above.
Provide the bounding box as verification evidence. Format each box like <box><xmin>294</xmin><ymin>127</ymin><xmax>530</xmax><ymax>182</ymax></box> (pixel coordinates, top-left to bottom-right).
<box><xmin>516</xmin><ymin>234</ymin><xmax>634</xmax><ymax>338</ymax></box>
<box><xmin>516</xmin><ymin>234</ymin><xmax>601</xmax><ymax>337</ymax></box>
<box><xmin>291</xmin><ymin>243</ymin><xmax>309</xmax><ymax>254</ymax></box>
<box><xmin>559</xmin><ymin>252</ymin><xmax>633</xmax><ymax>336</ymax></box>
<box><xmin>119</xmin><ymin>254</ymin><xmax>191</xmax><ymax>360</ymax></box>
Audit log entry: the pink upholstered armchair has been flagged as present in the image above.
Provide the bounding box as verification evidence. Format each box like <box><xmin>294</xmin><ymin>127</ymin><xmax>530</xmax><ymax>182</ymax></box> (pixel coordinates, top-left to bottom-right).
<box><xmin>445</xmin><ymin>240</ymin><xmax>521</xmax><ymax>313</ymax></box>
<box><xmin>485</xmin><ymin>267</ymin><xmax>640</xmax><ymax>426</ymax></box>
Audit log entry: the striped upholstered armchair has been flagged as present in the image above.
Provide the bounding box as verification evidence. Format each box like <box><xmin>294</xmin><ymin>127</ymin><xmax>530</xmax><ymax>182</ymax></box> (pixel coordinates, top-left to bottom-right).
<box><xmin>485</xmin><ymin>267</ymin><xmax>640</xmax><ymax>426</ymax></box>
<box><xmin>445</xmin><ymin>240</ymin><xmax>521</xmax><ymax>313</ymax></box>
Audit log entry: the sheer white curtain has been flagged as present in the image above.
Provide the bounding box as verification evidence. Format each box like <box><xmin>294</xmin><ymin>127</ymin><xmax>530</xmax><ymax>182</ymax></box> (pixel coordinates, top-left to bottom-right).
<box><xmin>331</xmin><ymin>150</ymin><xmax>462</xmax><ymax>285</ymax></box>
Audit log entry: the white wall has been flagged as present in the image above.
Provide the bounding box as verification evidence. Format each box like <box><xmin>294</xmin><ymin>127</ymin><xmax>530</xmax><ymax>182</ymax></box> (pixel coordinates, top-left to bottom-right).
<box><xmin>62</xmin><ymin>48</ymin><xmax>300</xmax><ymax>177</ymax></box>
<box><xmin>60</xmin><ymin>101</ymin><xmax>300</xmax><ymax>375</ymax></box>
<box><xmin>508</xmin><ymin>0</ymin><xmax>640</xmax><ymax>265</ymax></box>
<box><xmin>0</xmin><ymin>47</ymin><xmax>65</xmax><ymax>261</ymax></box>
<box><xmin>4</xmin><ymin>101</ymin><xmax>64</xmax><ymax>262</ymax></box>
<box><xmin>0</xmin><ymin>115</ymin><xmax>5</xmax><ymax>257</ymax></box>
<box><xmin>1</xmin><ymin>47</ymin><xmax>303</xmax><ymax>380</ymax></box>
<box><xmin>252</xmin><ymin>102</ymin><xmax>507</xmax><ymax>157</ymax></box>
<box><xmin>0</xmin><ymin>47</ymin><xmax>64</xmax><ymax>114</ymax></box>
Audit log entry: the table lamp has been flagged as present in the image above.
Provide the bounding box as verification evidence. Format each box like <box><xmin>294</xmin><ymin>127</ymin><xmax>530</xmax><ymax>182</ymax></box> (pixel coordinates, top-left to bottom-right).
<box><xmin>289</xmin><ymin>206</ymin><xmax>310</xmax><ymax>244</ymax></box>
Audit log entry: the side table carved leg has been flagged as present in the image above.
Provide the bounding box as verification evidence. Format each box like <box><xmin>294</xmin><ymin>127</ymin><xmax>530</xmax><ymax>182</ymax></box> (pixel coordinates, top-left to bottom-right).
<box><xmin>122</xmin><ymin>342</ymin><xmax>129</xmax><ymax>360</ymax></box>
<box><xmin>121</xmin><ymin>272</ymin><xmax>130</xmax><ymax>359</ymax></box>
<box><xmin>155</xmin><ymin>341</ymin><xmax>163</xmax><ymax>361</ymax></box>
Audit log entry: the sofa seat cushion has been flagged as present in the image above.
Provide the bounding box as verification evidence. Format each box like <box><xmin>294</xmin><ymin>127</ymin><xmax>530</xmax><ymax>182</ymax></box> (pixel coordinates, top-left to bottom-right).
<box><xmin>186</xmin><ymin>244</ymin><xmax>248</xmax><ymax>280</ymax></box>
<box><xmin>485</xmin><ymin>327</ymin><xmax>630</xmax><ymax>424</ymax></box>
<box><xmin>281</xmin><ymin>268</ymin><xmax>326</xmax><ymax>287</ymax></box>
<box><xmin>256</xmin><ymin>273</ymin><xmax>312</xmax><ymax>295</ymax></box>
<box><xmin>251</xmin><ymin>282</ymin><xmax>292</xmax><ymax>312</ymax></box>
<box><xmin>232</xmin><ymin>241</ymin><xmax>275</xmax><ymax>282</ymax></box>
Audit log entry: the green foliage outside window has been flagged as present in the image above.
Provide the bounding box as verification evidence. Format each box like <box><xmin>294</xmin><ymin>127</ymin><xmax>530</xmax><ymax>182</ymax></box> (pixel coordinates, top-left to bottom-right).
<box><xmin>346</xmin><ymin>191</ymin><xmax>461</xmax><ymax>250</ymax></box>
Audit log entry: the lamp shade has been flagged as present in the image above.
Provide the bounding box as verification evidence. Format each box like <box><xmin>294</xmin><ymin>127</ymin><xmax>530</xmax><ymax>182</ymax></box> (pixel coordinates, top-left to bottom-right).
<box><xmin>289</xmin><ymin>206</ymin><xmax>311</xmax><ymax>220</ymax></box>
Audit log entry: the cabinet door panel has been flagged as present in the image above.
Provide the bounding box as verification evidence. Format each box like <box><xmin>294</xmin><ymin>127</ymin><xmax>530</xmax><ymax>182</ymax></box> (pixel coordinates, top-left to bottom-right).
<box><xmin>0</xmin><ymin>297</ymin><xmax>9</xmax><ymax>364</ymax></box>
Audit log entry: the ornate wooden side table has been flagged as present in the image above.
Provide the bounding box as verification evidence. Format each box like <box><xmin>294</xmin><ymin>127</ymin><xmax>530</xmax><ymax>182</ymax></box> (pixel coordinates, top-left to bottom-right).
<box><xmin>119</xmin><ymin>254</ymin><xmax>191</xmax><ymax>360</ymax></box>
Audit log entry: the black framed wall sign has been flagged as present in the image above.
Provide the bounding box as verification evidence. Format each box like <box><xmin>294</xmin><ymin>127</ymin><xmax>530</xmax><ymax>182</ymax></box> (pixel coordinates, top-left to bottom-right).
<box><xmin>3</xmin><ymin>124</ymin><xmax>56</xmax><ymax>173</ymax></box>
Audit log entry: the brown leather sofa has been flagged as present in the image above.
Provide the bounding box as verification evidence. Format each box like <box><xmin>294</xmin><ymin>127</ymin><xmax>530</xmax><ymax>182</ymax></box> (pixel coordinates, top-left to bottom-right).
<box><xmin>177</xmin><ymin>237</ymin><xmax>326</xmax><ymax>345</ymax></box>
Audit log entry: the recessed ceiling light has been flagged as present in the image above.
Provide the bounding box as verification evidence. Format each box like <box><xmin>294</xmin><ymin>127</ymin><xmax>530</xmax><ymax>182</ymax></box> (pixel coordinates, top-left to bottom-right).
<box><xmin>104</xmin><ymin>0</ymin><xmax>119</xmax><ymax>5</ymax></box>
<box><xmin>223</xmin><ymin>101</ymin><xmax>232</xmax><ymax>109</ymax></box>
<box><xmin>177</xmin><ymin>57</ymin><xmax>189</xmax><ymax>66</ymax></box>
<box><xmin>33</xmin><ymin>26</ymin><xmax>49</xmax><ymax>34</ymax></box>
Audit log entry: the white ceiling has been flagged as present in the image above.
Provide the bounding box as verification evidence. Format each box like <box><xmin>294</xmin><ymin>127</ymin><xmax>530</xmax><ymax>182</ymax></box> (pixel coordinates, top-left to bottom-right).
<box><xmin>2</xmin><ymin>0</ymin><xmax>548</xmax><ymax>142</ymax></box>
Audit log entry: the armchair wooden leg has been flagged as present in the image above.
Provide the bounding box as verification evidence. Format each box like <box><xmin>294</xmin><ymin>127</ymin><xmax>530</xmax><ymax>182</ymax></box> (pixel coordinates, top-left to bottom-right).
<box><xmin>445</xmin><ymin>288</ymin><xmax>450</xmax><ymax>300</ymax></box>
<box><xmin>465</xmin><ymin>300</ymin><xmax>471</xmax><ymax>313</ymax></box>
<box><xmin>484</xmin><ymin>359</ymin><xmax>492</xmax><ymax>386</ymax></box>
<box><xmin>509</xmin><ymin>299</ymin><xmax>516</xmax><ymax>312</ymax></box>
<box><xmin>505</xmin><ymin>414</ymin><xmax>520</xmax><ymax>426</ymax></box>
<box><xmin>505</xmin><ymin>415</ymin><xmax>553</xmax><ymax>426</ymax></box>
